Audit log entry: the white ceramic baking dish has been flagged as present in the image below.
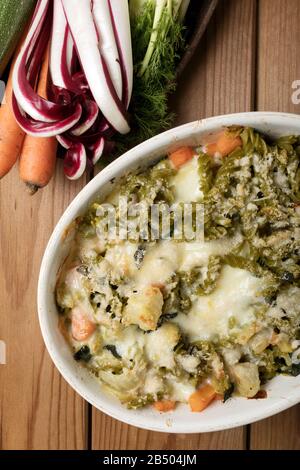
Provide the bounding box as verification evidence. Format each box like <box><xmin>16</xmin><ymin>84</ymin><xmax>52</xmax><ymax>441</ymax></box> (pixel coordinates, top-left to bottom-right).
<box><xmin>38</xmin><ymin>112</ymin><xmax>300</xmax><ymax>433</ymax></box>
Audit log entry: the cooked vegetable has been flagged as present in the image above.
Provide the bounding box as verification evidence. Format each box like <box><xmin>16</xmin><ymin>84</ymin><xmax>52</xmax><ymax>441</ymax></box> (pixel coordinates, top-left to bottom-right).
<box><xmin>198</xmin><ymin>151</ymin><xmax>213</xmax><ymax>197</ymax></box>
<box><xmin>123</xmin><ymin>286</ymin><xmax>164</xmax><ymax>331</ymax></box>
<box><xmin>205</xmin><ymin>142</ymin><xmax>219</xmax><ymax>156</ymax></box>
<box><xmin>134</xmin><ymin>246</ymin><xmax>146</xmax><ymax>268</ymax></box>
<box><xmin>223</xmin><ymin>382</ymin><xmax>235</xmax><ymax>402</ymax></box>
<box><xmin>216</xmin><ymin>131</ymin><xmax>242</xmax><ymax>157</ymax></box>
<box><xmin>204</xmin><ymin>131</ymin><xmax>242</xmax><ymax>158</ymax></box>
<box><xmin>188</xmin><ymin>384</ymin><xmax>216</xmax><ymax>412</ymax></box>
<box><xmin>249</xmin><ymin>390</ymin><xmax>267</xmax><ymax>399</ymax></box>
<box><xmin>104</xmin><ymin>344</ymin><xmax>122</xmax><ymax>359</ymax></box>
<box><xmin>0</xmin><ymin>34</ymin><xmax>26</xmax><ymax>179</ymax></box>
<box><xmin>230</xmin><ymin>362</ymin><xmax>260</xmax><ymax>398</ymax></box>
<box><xmin>168</xmin><ymin>146</ymin><xmax>194</xmax><ymax>168</ymax></box>
<box><xmin>71</xmin><ymin>307</ymin><xmax>96</xmax><ymax>341</ymax></box>
<box><xmin>56</xmin><ymin>126</ymin><xmax>300</xmax><ymax>410</ymax></box>
<box><xmin>0</xmin><ymin>0</ymin><xmax>36</xmax><ymax>77</ymax></box>
<box><xmin>74</xmin><ymin>345</ymin><xmax>92</xmax><ymax>362</ymax></box>
<box><xmin>291</xmin><ymin>363</ymin><xmax>300</xmax><ymax>377</ymax></box>
<box><xmin>153</xmin><ymin>400</ymin><xmax>176</xmax><ymax>412</ymax></box>
<box><xmin>19</xmin><ymin>45</ymin><xmax>57</xmax><ymax>194</ymax></box>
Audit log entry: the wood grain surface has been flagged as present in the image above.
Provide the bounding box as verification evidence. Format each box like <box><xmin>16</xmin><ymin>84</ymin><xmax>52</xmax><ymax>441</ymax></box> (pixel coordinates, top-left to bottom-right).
<box><xmin>0</xmin><ymin>0</ymin><xmax>299</xmax><ymax>451</ymax></box>
<box><xmin>0</xmin><ymin>163</ymin><xmax>88</xmax><ymax>450</ymax></box>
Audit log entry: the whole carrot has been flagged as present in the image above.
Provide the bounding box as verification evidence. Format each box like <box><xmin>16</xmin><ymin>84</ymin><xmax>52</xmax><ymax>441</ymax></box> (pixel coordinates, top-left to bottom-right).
<box><xmin>0</xmin><ymin>45</ymin><xmax>26</xmax><ymax>179</ymax></box>
<box><xmin>19</xmin><ymin>46</ymin><xmax>57</xmax><ymax>195</ymax></box>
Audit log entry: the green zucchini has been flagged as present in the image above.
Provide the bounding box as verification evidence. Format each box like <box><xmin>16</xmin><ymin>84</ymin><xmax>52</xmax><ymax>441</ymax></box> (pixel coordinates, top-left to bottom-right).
<box><xmin>0</xmin><ymin>0</ymin><xmax>36</xmax><ymax>77</ymax></box>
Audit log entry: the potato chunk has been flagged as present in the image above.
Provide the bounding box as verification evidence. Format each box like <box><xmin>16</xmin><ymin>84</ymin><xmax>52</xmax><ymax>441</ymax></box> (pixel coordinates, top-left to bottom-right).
<box><xmin>123</xmin><ymin>286</ymin><xmax>163</xmax><ymax>331</ymax></box>
<box><xmin>249</xmin><ymin>328</ymin><xmax>272</xmax><ymax>354</ymax></box>
<box><xmin>145</xmin><ymin>323</ymin><xmax>180</xmax><ymax>369</ymax></box>
<box><xmin>231</xmin><ymin>362</ymin><xmax>260</xmax><ymax>398</ymax></box>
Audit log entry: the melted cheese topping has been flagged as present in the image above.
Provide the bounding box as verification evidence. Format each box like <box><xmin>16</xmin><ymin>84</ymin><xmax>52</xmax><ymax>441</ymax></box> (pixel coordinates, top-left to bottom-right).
<box><xmin>133</xmin><ymin>241</ymin><xmax>179</xmax><ymax>288</ymax></box>
<box><xmin>173</xmin><ymin>265</ymin><xmax>262</xmax><ymax>341</ymax></box>
<box><xmin>170</xmin><ymin>156</ymin><xmax>202</xmax><ymax>202</ymax></box>
<box><xmin>105</xmin><ymin>242</ymin><xmax>138</xmax><ymax>278</ymax></box>
<box><xmin>132</xmin><ymin>235</ymin><xmax>243</xmax><ymax>289</ymax></box>
<box><xmin>113</xmin><ymin>325</ymin><xmax>144</xmax><ymax>358</ymax></box>
<box><xmin>59</xmin><ymin>152</ymin><xmax>280</xmax><ymax>406</ymax></box>
<box><xmin>167</xmin><ymin>376</ymin><xmax>195</xmax><ymax>401</ymax></box>
<box><xmin>145</xmin><ymin>323</ymin><xmax>180</xmax><ymax>369</ymax></box>
<box><xmin>177</xmin><ymin>234</ymin><xmax>243</xmax><ymax>271</ymax></box>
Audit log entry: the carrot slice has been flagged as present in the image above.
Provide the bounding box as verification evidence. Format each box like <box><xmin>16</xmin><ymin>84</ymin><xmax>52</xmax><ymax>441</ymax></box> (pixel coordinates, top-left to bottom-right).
<box><xmin>168</xmin><ymin>146</ymin><xmax>194</xmax><ymax>169</ymax></box>
<box><xmin>216</xmin><ymin>132</ymin><xmax>242</xmax><ymax>157</ymax></box>
<box><xmin>19</xmin><ymin>44</ymin><xmax>57</xmax><ymax>194</ymax></box>
<box><xmin>205</xmin><ymin>143</ymin><xmax>219</xmax><ymax>156</ymax></box>
<box><xmin>188</xmin><ymin>384</ymin><xmax>216</xmax><ymax>412</ymax></box>
<box><xmin>71</xmin><ymin>307</ymin><xmax>96</xmax><ymax>341</ymax></box>
<box><xmin>153</xmin><ymin>400</ymin><xmax>176</xmax><ymax>412</ymax></box>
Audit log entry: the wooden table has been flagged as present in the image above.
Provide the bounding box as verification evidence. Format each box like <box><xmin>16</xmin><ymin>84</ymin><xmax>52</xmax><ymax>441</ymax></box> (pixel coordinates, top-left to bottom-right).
<box><xmin>0</xmin><ymin>0</ymin><xmax>300</xmax><ymax>450</ymax></box>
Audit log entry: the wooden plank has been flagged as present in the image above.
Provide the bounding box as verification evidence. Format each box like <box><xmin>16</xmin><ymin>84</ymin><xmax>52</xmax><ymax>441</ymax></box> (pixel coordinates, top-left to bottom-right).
<box><xmin>256</xmin><ymin>0</ymin><xmax>300</xmax><ymax>114</ymax></box>
<box><xmin>251</xmin><ymin>0</ymin><xmax>300</xmax><ymax>449</ymax></box>
<box><xmin>172</xmin><ymin>0</ymin><xmax>256</xmax><ymax>120</ymax></box>
<box><xmin>0</xmin><ymin>162</ymin><xmax>88</xmax><ymax>450</ymax></box>
<box><xmin>250</xmin><ymin>408</ymin><xmax>300</xmax><ymax>450</ymax></box>
<box><xmin>92</xmin><ymin>0</ymin><xmax>256</xmax><ymax>450</ymax></box>
<box><xmin>92</xmin><ymin>414</ymin><xmax>246</xmax><ymax>450</ymax></box>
